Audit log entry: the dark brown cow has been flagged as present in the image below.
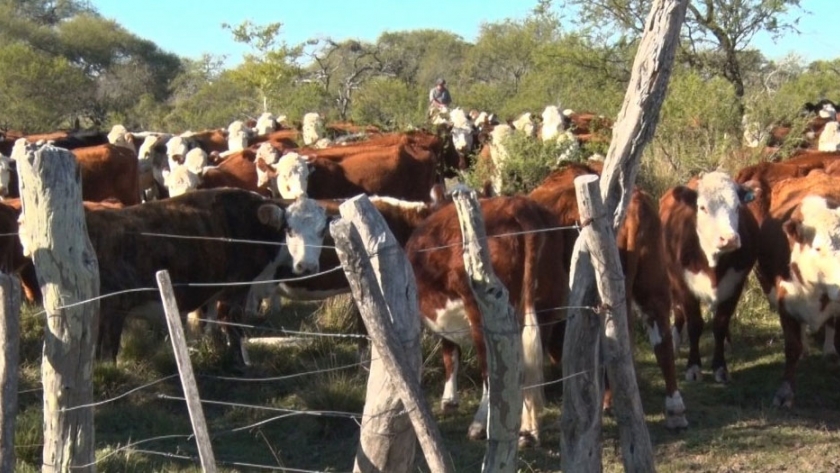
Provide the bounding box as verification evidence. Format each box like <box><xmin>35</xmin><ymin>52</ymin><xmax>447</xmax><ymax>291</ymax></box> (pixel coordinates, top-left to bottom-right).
<box><xmin>0</xmin><ymin>144</ymin><xmax>140</xmax><ymax>206</ymax></box>
<box><xmin>0</xmin><ymin>198</ymin><xmax>124</xmax><ymax>304</ymax></box>
<box><xmin>82</xmin><ymin>189</ymin><xmax>327</xmax><ymax>364</ymax></box>
<box><xmin>529</xmin><ymin>162</ymin><xmax>687</xmax><ymax>429</ymax></box>
<box><xmin>406</xmin><ymin>195</ymin><xmax>568</xmax><ymax>447</ymax></box>
<box><xmin>748</xmin><ymin>171</ymin><xmax>840</xmax><ymax>406</ymax></box>
<box><xmin>660</xmin><ymin>172</ymin><xmax>760</xmax><ymax>386</ymax></box>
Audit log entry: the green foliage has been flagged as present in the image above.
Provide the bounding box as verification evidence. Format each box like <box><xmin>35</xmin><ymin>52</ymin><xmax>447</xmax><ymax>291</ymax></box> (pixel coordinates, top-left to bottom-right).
<box><xmin>351</xmin><ymin>77</ymin><xmax>425</xmax><ymax>129</ymax></box>
<box><xmin>162</xmin><ymin>70</ymin><xmax>255</xmax><ymax>132</ymax></box>
<box><xmin>0</xmin><ymin>41</ymin><xmax>92</xmax><ymax>131</ymax></box>
<box><xmin>461</xmin><ymin>132</ymin><xmax>584</xmax><ymax>195</ymax></box>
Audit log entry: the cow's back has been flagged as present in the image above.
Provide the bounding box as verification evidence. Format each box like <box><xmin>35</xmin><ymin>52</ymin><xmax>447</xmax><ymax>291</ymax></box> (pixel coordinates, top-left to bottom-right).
<box><xmin>73</xmin><ymin>144</ymin><xmax>141</xmax><ymax>206</ymax></box>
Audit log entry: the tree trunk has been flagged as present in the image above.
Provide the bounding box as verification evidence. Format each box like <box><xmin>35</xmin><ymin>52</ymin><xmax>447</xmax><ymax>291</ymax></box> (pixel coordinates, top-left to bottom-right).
<box><xmin>14</xmin><ymin>141</ymin><xmax>100</xmax><ymax>473</ymax></box>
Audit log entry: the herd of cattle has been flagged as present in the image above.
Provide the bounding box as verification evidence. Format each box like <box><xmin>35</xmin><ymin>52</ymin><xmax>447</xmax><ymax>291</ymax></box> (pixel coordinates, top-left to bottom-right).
<box><xmin>0</xmin><ymin>98</ymin><xmax>839</xmax><ymax>448</ymax></box>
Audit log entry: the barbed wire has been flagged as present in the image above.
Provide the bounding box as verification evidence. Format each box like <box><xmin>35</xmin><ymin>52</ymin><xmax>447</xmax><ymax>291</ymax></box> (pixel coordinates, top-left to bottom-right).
<box><xmin>139</xmin><ymin>231</ymin><xmax>337</xmax><ymax>250</ymax></box>
<box><xmin>61</xmin><ymin>374</ymin><xmax>179</xmax><ymax>413</ymax></box>
<box><xmin>414</xmin><ymin>223</ymin><xmax>581</xmax><ymax>253</ymax></box>
<box><xmin>129</xmin><ymin>448</ymin><xmax>347</xmax><ymax>473</ymax></box>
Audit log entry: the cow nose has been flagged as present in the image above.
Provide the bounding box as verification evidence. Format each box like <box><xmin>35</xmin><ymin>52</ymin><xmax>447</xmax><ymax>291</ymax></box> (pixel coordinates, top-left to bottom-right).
<box><xmin>294</xmin><ymin>261</ymin><xmax>318</xmax><ymax>275</ymax></box>
<box><xmin>717</xmin><ymin>234</ymin><xmax>740</xmax><ymax>251</ymax></box>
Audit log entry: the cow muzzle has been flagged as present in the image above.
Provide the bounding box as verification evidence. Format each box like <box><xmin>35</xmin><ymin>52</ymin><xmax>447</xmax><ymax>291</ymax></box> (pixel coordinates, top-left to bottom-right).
<box><xmin>293</xmin><ymin>260</ymin><xmax>319</xmax><ymax>276</ymax></box>
<box><xmin>716</xmin><ymin>233</ymin><xmax>741</xmax><ymax>252</ymax></box>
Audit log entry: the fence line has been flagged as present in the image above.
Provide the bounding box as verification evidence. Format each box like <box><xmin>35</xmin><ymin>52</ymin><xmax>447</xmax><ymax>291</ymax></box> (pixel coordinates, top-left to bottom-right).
<box><xmin>139</xmin><ymin>232</ymin><xmax>337</xmax><ymax>250</ymax></box>
<box><xmin>60</xmin><ymin>374</ymin><xmax>179</xmax><ymax>413</ymax></box>
<box><xmin>130</xmin><ymin>448</ymin><xmax>347</xmax><ymax>473</ymax></box>
<box><xmin>414</xmin><ymin>222</ymin><xmax>581</xmax><ymax>253</ymax></box>
<box><xmin>68</xmin><ymin>434</ymin><xmax>193</xmax><ymax>470</ymax></box>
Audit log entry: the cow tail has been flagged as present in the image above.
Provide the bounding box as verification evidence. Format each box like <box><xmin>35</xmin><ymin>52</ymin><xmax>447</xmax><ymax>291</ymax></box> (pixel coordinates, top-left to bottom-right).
<box><xmin>519</xmin><ymin>228</ymin><xmax>545</xmax><ymax>441</ymax></box>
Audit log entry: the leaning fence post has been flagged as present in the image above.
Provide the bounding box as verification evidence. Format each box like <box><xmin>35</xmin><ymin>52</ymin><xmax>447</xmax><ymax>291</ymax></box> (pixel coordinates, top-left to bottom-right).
<box><xmin>451</xmin><ymin>188</ymin><xmax>523</xmax><ymax>472</ymax></box>
<box><xmin>156</xmin><ymin>270</ymin><xmax>217</xmax><ymax>473</ymax></box>
<box><xmin>0</xmin><ymin>273</ymin><xmax>21</xmax><ymax>472</ymax></box>
<box><xmin>575</xmin><ymin>174</ymin><xmax>654</xmax><ymax>472</ymax></box>
<box><xmin>14</xmin><ymin>140</ymin><xmax>99</xmax><ymax>472</ymax></box>
<box><xmin>331</xmin><ymin>196</ymin><xmax>453</xmax><ymax>473</ymax></box>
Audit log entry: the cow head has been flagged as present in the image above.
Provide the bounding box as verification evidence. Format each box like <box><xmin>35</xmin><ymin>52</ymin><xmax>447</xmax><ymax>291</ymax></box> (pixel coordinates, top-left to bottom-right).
<box><xmin>226</xmin><ymin>120</ymin><xmax>250</xmax><ymax>152</ymax></box>
<box><xmin>0</xmin><ymin>154</ymin><xmax>13</xmax><ymax>198</ymax></box>
<box><xmin>162</xmin><ymin>166</ymin><xmax>203</xmax><ymax>197</ymax></box>
<box><xmin>270</xmin><ymin>152</ymin><xmax>310</xmax><ymax>199</ymax></box>
<box><xmin>255</xmin><ymin>143</ymin><xmax>280</xmax><ymax>188</ymax></box>
<box><xmin>448</xmin><ymin>108</ymin><xmax>475</xmax><ymax>160</ymax></box>
<box><xmin>166</xmin><ymin>134</ymin><xmax>196</xmax><ymax>166</ymax></box>
<box><xmin>259</xmin><ymin>197</ymin><xmax>327</xmax><ymax>276</ymax></box>
<box><xmin>512</xmin><ymin>112</ymin><xmax>536</xmax><ymax>137</ymax></box>
<box><xmin>540</xmin><ymin>105</ymin><xmax>565</xmax><ymax>141</ymax></box>
<box><xmin>302</xmin><ymin>112</ymin><xmax>325</xmax><ymax>146</ymax></box>
<box><xmin>819</xmin><ymin>122</ymin><xmax>840</xmax><ymax>152</ymax></box>
<box><xmin>255</xmin><ymin>112</ymin><xmax>278</xmax><ymax>136</ymax></box>
<box><xmin>686</xmin><ymin>171</ymin><xmax>757</xmax><ymax>267</ymax></box>
<box><xmin>107</xmin><ymin>124</ymin><xmax>136</xmax><ymax>153</ymax></box>
<box><xmin>184</xmin><ymin>148</ymin><xmax>208</xmax><ymax>174</ymax></box>
<box><xmin>784</xmin><ymin>196</ymin><xmax>840</xmax><ymax>302</ymax></box>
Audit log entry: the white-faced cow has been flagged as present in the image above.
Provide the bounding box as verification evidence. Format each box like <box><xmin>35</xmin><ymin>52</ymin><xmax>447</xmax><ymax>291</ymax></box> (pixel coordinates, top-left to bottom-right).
<box><xmin>660</xmin><ymin>171</ymin><xmax>761</xmax><ymax>383</ymax></box>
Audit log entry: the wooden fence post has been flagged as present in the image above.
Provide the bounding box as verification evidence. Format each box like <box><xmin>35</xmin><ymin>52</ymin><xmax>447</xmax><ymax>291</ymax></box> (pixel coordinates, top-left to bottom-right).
<box><xmin>561</xmin><ymin>0</ymin><xmax>687</xmax><ymax>471</ymax></box>
<box><xmin>451</xmin><ymin>188</ymin><xmax>523</xmax><ymax>472</ymax></box>
<box><xmin>559</xmin><ymin>238</ymin><xmax>604</xmax><ymax>472</ymax></box>
<box><xmin>330</xmin><ymin>197</ymin><xmax>453</xmax><ymax>473</ymax></box>
<box><xmin>0</xmin><ymin>273</ymin><xmax>21</xmax><ymax>472</ymax></box>
<box><xmin>576</xmin><ymin>175</ymin><xmax>654</xmax><ymax>472</ymax></box>
<box><xmin>337</xmin><ymin>196</ymin><xmax>428</xmax><ymax>473</ymax></box>
<box><xmin>13</xmin><ymin>140</ymin><xmax>99</xmax><ymax>472</ymax></box>
<box><xmin>156</xmin><ymin>270</ymin><xmax>217</xmax><ymax>473</ymax></box>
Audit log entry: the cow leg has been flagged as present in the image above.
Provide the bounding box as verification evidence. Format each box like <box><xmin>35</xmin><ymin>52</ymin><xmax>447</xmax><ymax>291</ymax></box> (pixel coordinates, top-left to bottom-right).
<box><xmin>774</xmin><ymin>310</ymin><xmax>803</xmax><ymax>408</ymax></box>
<box><xmin>468</xmin><ymin>381</ymin><xmax>490</xmax><ymax>441</ymax></box>
<box><xmin>679</xmin><ymin>294</ymin><xmax>704</xmax><ymax>381</ymax></box>
<box><xmin>636</xmin><ymin>294</ymin><xmax>686</xmax><ymax>429</ymax></box>
<box><xmin>216</xmin><ymin>293</ymin><xmax>251</xmax><ymax>368</ymax></box>
<box><xmin>96</xmin><ymin>305</ymin><xmax>124</xmax><ymax>363</ymax></box>
<box><xmin>824</xmin><ymin>318</ymin><xmax>838</xmax><ymax>359</ymax></box>
<box><xmin>440</xmin><ymin>339</ymin><xmax>460</xmax><ymax>414</ymax></box>
<box><xmin>710</xmin><ymin>283</ymin><xmax>746</xmax><ymax>384</ymax></box>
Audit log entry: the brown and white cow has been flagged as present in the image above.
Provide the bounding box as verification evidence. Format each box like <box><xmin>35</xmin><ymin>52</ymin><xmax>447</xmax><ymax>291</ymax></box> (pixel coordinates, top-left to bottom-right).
<box><xmin>529</xmin><ymin>162</ymin><xmax>687</xmax><ymax>429</ymax></box>
<box><xmin>405</xmin><ymin>194</ymin><xmax>568</xmax><ymax>447</ymax></box>
<box><xmin>749</xmin><ymin>171</ymin><xmax>840</xmax><ymax>406</ymax></box>
<box><xmin>3</xmin><ymin>141</ymin><xmax>141</xmax><ymax>206</ymax></box>
<box><xmin>660</xmin><ymin>171</ymin><xmax>761</xmax><ymax>383</ymax></box>
<box><xmin>82</xmin><ymin>188</ymin><xmax>328</xmax><ymax>364</ymax></box>
<box><xmin>267</xmin><ymin>134</ymin><xmax>457</xmax><ymax>202</ymax></box>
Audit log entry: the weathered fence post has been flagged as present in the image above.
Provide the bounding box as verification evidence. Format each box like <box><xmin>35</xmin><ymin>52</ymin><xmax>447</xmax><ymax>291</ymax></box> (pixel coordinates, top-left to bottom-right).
<box><xmin>561</xmin><ymin>0</ymin><xmax>687</xmax><ymax>471</ymax></box>
<box><xmin>0</xmin><ymin>273</ymin><xmax>21</xmax><ymax>472</ymax></box>
<box><xmin>13</xmin><ymin>139</ymin><xmax>99</xmax><ymax>472</ymax></box>
<box><xmin>577</xmin><ymin>175</ymin><xmax>654</xmax><ymax>471</ymax></box>
<box><xmin>156</xmin><ymin>270</ymin><xmax>217</xmax><ymax>473</ymax></box>
<box><xmin>331</xmin><ymin>195</ymin><xmax>453</xmax><ymax>473</ymax></box>
<box><xmin>451</xmin><ymin>188</ymin><xmax>523</xmax><ymax>472</ymax></box>
<box><xmin>559</xmin><ymin>238</ymin><xmax>604</xmax><ymax>471</ymax></box>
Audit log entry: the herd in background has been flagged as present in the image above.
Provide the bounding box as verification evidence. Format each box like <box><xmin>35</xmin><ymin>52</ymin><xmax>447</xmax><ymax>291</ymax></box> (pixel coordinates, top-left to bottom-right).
<box><xmin>0</xmin><ymin>96</ymin><xmax>838</xmax><ymax>448</ymax></box>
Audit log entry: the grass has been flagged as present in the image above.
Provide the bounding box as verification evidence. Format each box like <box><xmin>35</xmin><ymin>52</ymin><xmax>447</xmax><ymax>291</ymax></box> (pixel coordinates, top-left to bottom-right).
<box><xmin>13</xmin><ymin>274</ymin><xmax>840</xmax><ymax>473</ymax></box>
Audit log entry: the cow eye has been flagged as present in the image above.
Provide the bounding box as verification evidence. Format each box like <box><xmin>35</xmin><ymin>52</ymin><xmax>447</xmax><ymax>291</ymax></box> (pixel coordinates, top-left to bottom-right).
<box><xmin>698</xmin><ymin>205</ymin><xmax>707</xmax><ymax>213</ymax></box>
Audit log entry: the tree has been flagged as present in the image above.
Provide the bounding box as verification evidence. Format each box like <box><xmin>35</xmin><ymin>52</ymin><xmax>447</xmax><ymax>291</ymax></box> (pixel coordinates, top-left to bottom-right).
<box><xmin>302</xmin><ymin>38</ymin><xmax>385</xmax><ymax>120</ymax></box>
<box><xmin>223</xmin><ymin>20</ymin><xmax>302</xmax><ymax>114</ymax></box>
<box><xmin>0</xmin><ymin>42</ymin><xmax>92</xmax><ymax>131</ymax></box>
<box><xmin>558</xmin><ymin>0</ymin><xmax>804</xmax><ymax>111</ymax></box>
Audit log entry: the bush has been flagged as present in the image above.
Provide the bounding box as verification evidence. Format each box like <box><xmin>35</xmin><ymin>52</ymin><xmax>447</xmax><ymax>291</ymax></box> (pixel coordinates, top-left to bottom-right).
<box><xmin>460</xmin><ymin>132</ymin><xmax>585</xmax><ymax>195</ymax></box>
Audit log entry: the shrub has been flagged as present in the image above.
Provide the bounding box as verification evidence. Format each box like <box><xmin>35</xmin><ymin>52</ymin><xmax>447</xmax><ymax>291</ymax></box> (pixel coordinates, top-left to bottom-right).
<box><xmin>461</xmin><ymin>132</ymin><xmax>585</xmax><ymax>195</ymax></box>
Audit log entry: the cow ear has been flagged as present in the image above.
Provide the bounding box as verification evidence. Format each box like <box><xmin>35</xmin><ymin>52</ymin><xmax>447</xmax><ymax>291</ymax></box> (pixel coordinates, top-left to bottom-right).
<box><xmin>737</xmin><ymin>181</ymin><xmax>759</xmax><ymax>203</ymax></box>
<box><xmin>783</xmin><ymin>218</ymin><xmax>806</xmax><ymax>245</ymax></box>
<box><xmin>671</xmin><ymin>186</ymin><xmax>698</xmax><ymax>208</ymax></box>
<box><xmin>257</xmin><ymin>204</ymin><xmax>285</xmax><ymax>229</ymax></box>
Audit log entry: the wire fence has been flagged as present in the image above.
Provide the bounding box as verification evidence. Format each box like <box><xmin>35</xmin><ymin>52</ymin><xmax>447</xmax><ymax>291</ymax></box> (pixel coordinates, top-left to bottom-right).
<box><xmin>10</xmin><ymin>196</ymin><xmax>601</xmax><ymax>471</ymax></box>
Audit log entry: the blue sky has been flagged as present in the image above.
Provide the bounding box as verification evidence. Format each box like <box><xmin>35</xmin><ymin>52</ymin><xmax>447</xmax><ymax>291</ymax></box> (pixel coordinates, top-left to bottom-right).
<box><xmin>92</xmin><ymin>0</ymin><xmax>836</xmax><ymax>67</ymax></box>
